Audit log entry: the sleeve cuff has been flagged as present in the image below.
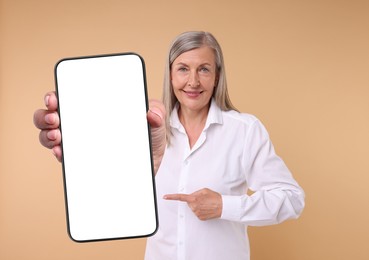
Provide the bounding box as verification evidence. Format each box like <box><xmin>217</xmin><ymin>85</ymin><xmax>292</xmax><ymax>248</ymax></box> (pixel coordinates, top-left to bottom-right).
<box><xmin>220</xmin><ymin>195</ymin><xmax>243</xmax><ymax>222</ymax></box>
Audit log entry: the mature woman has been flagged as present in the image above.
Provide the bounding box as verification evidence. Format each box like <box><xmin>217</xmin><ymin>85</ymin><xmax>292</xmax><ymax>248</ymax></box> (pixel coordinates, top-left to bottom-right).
<box><xmin>34</xmin><ymin>31</ymin><xmax>305</xmax><ymax>260</ymax></box>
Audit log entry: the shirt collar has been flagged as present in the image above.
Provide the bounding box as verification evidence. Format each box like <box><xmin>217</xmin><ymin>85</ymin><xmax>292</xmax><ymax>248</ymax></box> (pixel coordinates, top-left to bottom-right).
<box><xmin>170</xmin><ymin>98</ymin><xmax>223</xmax><ymax>131</ymax></box>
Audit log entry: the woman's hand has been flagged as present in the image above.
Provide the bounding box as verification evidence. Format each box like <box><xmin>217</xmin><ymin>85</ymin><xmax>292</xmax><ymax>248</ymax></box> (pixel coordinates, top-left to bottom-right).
<box><xmin>147</xmin><ymin>99</ymin><xmax>166</xmax><ymax>174</ymax></box>
<box><xmin>33</xmin><ymin>92</ymin><xmax>167</xmax><ymax>173</ymax></box>
<box><xmin>33</xmin><ymin>91</ymin><xmax>62</xmax><ymax>161</ymax></box>
<box><xmin>164</xmin><ymin>188</ymin><xmax>223</xmax><ymax>220</ymax></box>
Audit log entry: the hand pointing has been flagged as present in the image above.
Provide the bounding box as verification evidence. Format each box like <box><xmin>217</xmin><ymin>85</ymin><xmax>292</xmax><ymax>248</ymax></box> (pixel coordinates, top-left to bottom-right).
<box><xmin>164</xmin><ymin>188</ymin><xmax>223</xmax><ymax>221</ymax></box>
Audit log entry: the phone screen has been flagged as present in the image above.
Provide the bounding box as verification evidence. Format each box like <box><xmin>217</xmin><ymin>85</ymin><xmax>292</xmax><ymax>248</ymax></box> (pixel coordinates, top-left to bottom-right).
<box><xmin>55</xmin><ymin>53</ymin><xmax>158</xmax><ymax>242</ymax></box>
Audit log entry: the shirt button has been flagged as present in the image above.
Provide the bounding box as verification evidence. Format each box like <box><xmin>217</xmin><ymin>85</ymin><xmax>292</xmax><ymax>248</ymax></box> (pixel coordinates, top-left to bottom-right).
<box><xmin>180</xmin><ymin>214</ymin><xmax>184</xmax><ymax>218</ymax></box>
<box><xmin>184</xmin><ymin>160</ymin><xmax>189</xmax><ymax>165</ymax></box>
<box><xmin>179</xmin><ymin>241</ymin><xmax>183</xmax><ymax>246</ymax></box>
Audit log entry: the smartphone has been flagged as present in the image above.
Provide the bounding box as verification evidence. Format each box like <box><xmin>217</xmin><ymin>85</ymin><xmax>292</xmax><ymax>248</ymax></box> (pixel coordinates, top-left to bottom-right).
<box><xmin>55</xmin><ymin>53</ymin><xmax>158</xmax><ymax>242</ymax></box>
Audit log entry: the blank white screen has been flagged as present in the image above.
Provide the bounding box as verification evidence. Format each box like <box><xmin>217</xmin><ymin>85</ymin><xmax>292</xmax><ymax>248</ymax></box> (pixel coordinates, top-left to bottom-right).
<box><xmin>56</xmin><ymin>53</ymin><xmax>158</xmax><ymax>242</ymax></box>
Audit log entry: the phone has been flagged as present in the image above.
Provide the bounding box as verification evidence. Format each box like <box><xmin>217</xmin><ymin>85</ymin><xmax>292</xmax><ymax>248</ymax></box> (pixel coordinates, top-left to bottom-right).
<box><xmin>55</xmin><ymin>53</ymin><xmax>158</xmax><ymax>242</ymax></box>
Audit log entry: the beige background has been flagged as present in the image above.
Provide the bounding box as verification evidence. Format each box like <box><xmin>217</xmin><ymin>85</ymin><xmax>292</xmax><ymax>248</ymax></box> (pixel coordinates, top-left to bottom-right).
<box><xmin>1</xmin><ymin>0</ymin><xmax>368</xmax><ymax>259</ymax></box>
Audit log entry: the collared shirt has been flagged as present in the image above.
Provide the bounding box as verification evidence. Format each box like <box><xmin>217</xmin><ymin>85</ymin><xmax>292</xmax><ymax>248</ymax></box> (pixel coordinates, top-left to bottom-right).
<box><xmin>145</xmin><ymin>99</ymin><xmax>305</xmax><ymax>260</ymax></box>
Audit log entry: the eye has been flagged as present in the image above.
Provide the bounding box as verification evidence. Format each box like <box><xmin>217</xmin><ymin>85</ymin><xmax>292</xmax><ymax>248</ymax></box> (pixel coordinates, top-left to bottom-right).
<box><xmin>178</xmin><ymin>67</ymin><xmax>188</xmax><ymax>72</ymax></box>
<box><xmin>199</xmin><ymin>67</ymin><xmax>210</xmax><ymax>73</ymax></box>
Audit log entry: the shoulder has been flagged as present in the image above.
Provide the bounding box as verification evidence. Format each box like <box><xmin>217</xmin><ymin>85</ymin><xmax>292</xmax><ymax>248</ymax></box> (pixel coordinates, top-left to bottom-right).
<box><xmin>221</xmin><ymin>110</ymin><xmax>270</xmax><ymax>139</ymax></box>
<box><xmin>222</xmin><ymin>109</ymin><xmax>260</xmax><ymax>127</ymax></box>
<box><xmin>220</xmin><ymin>110</ymin><xmax>272</xmax><ymax>149</ymax></box>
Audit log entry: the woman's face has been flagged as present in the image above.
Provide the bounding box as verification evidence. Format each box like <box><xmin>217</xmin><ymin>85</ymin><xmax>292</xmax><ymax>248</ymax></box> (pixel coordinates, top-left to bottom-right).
<box><xmin>171</xmin><ymin>46</ymin><xmax>217</xmax><ymax>114</ymax></box>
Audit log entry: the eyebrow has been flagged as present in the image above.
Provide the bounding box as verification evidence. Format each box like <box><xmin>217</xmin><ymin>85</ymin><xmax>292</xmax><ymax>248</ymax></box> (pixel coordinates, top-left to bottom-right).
<box><xmin>173</xmin><ymin>62</ymin><xmax>213</xmax><ymax>67</ymax></box>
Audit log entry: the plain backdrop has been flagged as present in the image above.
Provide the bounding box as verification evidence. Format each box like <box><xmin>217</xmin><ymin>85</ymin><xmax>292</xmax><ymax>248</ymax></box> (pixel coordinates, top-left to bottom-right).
<box><xmin>1</xmin><ymin>0</ymin><xmax>368</xmax><ymax>259</ymax></box>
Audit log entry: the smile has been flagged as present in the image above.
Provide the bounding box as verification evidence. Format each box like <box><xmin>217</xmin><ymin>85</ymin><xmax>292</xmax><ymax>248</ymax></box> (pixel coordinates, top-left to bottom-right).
<box><xmin>183</xmin><ymin>90</ymin><xmax>203</xmax><ymax>98</ymax></box>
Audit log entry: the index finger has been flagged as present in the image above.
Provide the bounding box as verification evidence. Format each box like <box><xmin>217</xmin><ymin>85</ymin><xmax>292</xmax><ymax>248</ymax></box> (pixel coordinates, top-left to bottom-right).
<box><xmin>163</xmin><ymin>193</ymin><xmax>192</xmax><ymax>202</ymax></box>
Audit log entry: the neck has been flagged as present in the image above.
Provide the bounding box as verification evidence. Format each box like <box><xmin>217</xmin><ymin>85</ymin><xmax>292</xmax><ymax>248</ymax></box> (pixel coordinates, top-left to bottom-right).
<box><xmin>178</xmin><ymin>104</ymin><xmax>209</xmax><ymax>129</ymax></box>
<box><xmin>178</xmin><ymin>103</ymin><xmax>210</xmax><ymax>148</ymax></box>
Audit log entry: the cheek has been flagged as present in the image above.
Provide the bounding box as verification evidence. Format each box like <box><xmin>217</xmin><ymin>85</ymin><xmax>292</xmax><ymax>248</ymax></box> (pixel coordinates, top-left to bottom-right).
<box><xmin>171</xmin><ymin>79</ymin><xmax>179</xmax><ymax>91</ymax></box>
<box><xmin>171</xmin><ymin>75</ymin><xmax>185</xmax><ymax>90</ymax></box>
<box><xmin>170</xmin><ymin>77</ymin><xmax>181</xmax><ymax>96</ymax></box>
<box><xmin>203</xmin><ymin>76</ymin><xmax>216</xmax><ymax>90</ymax></box>
<box><xmin>208</xmin><ymin>87</ymin><xmax>216</xmax><ymax>97</ymax></box>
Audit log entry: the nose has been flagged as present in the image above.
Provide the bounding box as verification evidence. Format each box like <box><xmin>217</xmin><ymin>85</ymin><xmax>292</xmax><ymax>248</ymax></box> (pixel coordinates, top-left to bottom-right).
<box><xmin>188</xmin><ymin>70</ymin><xmax>199</xmax><ymax>87</ymax></box>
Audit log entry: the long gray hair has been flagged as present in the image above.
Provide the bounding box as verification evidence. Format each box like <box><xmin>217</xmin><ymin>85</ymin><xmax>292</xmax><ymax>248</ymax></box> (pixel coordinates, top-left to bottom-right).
<box><xmin>162</xmin><ymin>31</ymin><xmax>238</xmax><ymax>144</ymax></box>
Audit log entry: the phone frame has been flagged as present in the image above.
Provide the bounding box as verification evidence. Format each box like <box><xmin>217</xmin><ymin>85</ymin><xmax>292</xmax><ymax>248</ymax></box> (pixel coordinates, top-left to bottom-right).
<box><xmin>54</xmin><ymin>52</ymin><xmax>159</xmax><ymax>243</ymax></box>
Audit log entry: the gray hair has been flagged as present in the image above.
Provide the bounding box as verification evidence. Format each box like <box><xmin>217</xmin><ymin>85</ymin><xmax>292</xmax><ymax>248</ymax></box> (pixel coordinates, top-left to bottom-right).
<box><xmin>162</xmin><ymin>31</ymin><xmax>238</xmax><ymax>144</ymax></box>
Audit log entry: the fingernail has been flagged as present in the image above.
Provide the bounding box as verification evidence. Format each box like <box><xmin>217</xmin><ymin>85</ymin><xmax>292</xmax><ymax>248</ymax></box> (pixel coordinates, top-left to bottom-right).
<box><xmin>47</xmin><ymin>130</ymin><xmax>57</xmax><ymax>140</ymax></box>
<box><xmin>45</xmin><ymin>113</ymin><xmax>56</xmax><ymax>124</ymax></box>
<box><xmin>51</xmin><ymin>148</ymin><xmax>57</xmax><ymax>157</ymax></box>
<box><xmin>44</xmin><ymin>95</ymin><xmax>50</xmax><ymax>106</ymax></box>
<box><xmin>149</xmin><ymin>108</ymin><xmax>163</xmax><ymax>119</ymax></box>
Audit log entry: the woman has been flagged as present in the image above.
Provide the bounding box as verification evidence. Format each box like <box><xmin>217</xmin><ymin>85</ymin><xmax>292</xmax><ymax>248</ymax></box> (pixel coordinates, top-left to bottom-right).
<box><xmin>34</xmin><ymin>31</ymin><xmax>305</xmax><ymax>260</ymax></box>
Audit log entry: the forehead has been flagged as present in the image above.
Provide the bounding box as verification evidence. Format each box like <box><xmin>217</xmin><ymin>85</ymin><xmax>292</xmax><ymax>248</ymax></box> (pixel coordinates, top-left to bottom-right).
<box><xmin>173</xmin><ymin>46</ymin><xmax>216</xmax><ymax>65</ymax></box>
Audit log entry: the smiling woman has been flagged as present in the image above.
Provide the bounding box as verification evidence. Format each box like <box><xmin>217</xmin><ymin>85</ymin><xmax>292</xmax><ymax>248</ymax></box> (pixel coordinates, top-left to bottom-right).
<box><xmin>144</xmin><ymin>31</ymin><xmax>305</xmax><ymax>260</ymax></box>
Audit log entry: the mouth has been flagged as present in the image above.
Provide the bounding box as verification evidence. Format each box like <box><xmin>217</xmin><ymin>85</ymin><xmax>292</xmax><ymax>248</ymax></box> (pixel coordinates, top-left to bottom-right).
<box><xmin>183</xmin><ymin>90</ymin><xmax>203</xmax><ymax>98</ymax></box>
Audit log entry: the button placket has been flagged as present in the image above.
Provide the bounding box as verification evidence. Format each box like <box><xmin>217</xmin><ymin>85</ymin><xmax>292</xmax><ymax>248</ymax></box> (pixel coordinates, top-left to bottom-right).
<box><xmin>177</xmin><ymin>152</ymin><xmax>190</xmax><ymax>260</ymax></box>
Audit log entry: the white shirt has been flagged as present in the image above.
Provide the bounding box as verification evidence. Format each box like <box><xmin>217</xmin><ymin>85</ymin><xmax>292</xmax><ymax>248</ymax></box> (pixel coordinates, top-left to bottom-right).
<box><xmin>145</xmin><ymin>99</ymin><xmax>305</xmax><ymax>260</ymax></box>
